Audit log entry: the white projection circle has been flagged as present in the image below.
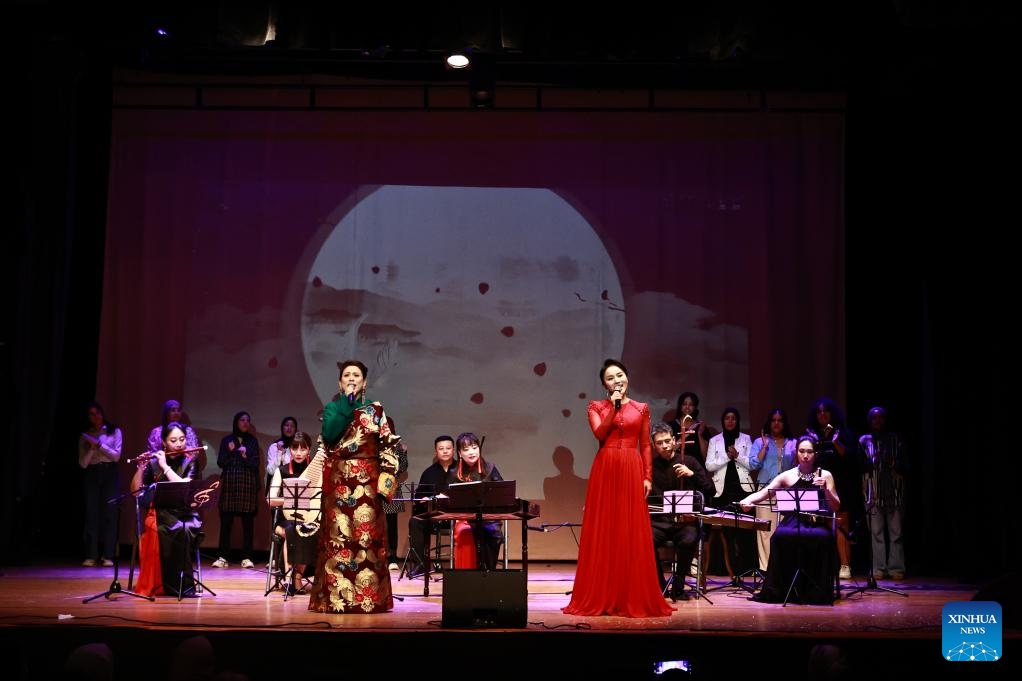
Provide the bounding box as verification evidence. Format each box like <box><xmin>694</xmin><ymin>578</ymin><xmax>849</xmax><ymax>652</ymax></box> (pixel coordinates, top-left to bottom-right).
<box><xmin>300</xmin><ymin>185</ymin><xmax>624</xmax><ymax>498</ymax></box>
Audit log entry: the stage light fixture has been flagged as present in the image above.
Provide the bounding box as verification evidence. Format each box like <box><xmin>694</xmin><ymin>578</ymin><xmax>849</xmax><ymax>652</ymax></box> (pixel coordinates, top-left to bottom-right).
<box><xmin>446</xmin><ymin>52</ymin><xmax>470</xmax><ymax>69</ymax></box>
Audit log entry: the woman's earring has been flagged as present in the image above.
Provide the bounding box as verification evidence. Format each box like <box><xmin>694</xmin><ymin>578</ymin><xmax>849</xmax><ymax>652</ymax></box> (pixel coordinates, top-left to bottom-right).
<box><xmin>360</xmin><ymin>388</ymin><xmax>366</xmax><ymax>402</ymax></box>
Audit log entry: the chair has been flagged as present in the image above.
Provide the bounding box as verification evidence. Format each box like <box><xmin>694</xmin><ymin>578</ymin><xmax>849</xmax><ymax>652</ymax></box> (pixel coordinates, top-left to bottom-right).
<box><xmin>400</xmin><ymin>520</ymin><xmax>452</xmax><ymax>579</ymax></box>
<box><xmin>657</xmin><ymin>524</ymin><xmax>709</xmax><ymax>603</ymax></box>
<box><xmin>264</xmin><ymin>508</ymin><xmax>287</xmax><ymax>596</ymax></box>
<box><xmin>451</xmin><ymin>519</ymin><xmax>506</xmax><ymax>570</ymax></box>
<box><xmin>178</xmin><ymin>529</ymin><xmax>214</xmax><ymax>600</ymax></box>
<box><xmin>658</xmin><ymin>540</ymin><xmax>681</xmax><ymax>597</ymax></box>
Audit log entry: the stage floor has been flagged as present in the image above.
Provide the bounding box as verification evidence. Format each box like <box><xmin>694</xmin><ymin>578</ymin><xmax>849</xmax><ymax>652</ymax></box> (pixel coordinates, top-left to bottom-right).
<box><xmin>0</xmin><ymin>560</ymin><xmax>1015</xmax><ymax>680</ymax></box>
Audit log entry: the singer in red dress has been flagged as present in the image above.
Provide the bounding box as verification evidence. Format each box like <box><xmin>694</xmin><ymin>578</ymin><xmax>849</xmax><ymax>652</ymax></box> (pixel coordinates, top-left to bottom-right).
<box><xmin>563</xmin><ymin>359</ymin><xmax>674</xmax><ymax>617</ymax></box>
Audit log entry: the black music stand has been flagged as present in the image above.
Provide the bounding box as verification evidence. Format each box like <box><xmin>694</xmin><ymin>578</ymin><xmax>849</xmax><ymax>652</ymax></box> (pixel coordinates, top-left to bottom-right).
<box><xmin>446</xmin><ymin>480</ymin><xmax>515</xmax><ymax>572</ymax></box>
<box><xmin>83</xmin><ymin>487</ymin><xmax>155</xmax><ymax>603</ymax></box>
<box><xmin>401</xmin><ymin>483</ymin><xmax>447</xmax><ymax>597</ymax></box>
<box><xmin>774</xmin><ymin>487</ymin><xmax>830</xmax><ymax>606</ymax></box>
<box><xmin>273</xmin><ymin>477</ymin><xmax>322</xmax><ymax>601</ymax></box>
<box><xmin>153</xmin><ymin>479</ymin><xmax>218</xmax><ymax>600</ymax></box>
<box><xmin>656</xmin><ymin>490</ymin><xmax>712</xmax><ymax>604</ymax></box>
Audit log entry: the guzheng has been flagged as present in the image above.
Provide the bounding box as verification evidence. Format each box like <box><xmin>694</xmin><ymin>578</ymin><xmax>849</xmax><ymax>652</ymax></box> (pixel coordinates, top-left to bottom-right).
<box><xmin>649</xmin><ymin>508</ymin><xmax>771</xmax><ymax>532</ymax></box>
<box><xmin>421</xmin><ymin>496</ymin><xmax>540</xmax><ymax>521</ymax></box>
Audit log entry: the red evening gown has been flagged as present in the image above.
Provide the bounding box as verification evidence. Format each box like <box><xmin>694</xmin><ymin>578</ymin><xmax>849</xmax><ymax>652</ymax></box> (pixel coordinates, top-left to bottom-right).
<box><xmin>563</xmin><ymin>399</ymin><xmax>674</xmax><ymax>617</ymax></box>
<box><xmin>135</xmin><ymin>507</ymin><xmax>164</xmax><ymax>597</ymax></box>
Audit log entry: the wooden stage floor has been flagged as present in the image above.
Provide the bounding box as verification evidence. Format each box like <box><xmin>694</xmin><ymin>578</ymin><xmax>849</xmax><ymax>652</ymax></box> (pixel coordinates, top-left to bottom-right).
<box><xmin>0</xmin><ymin>560</ymin><xmax>1016</xmax><ymax>680</ymax></box>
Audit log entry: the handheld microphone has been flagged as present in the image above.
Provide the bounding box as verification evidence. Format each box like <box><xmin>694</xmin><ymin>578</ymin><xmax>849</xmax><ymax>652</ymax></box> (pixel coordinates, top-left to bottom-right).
<box><xmin>348</xmin><ymin>391</ymin><xmax>355</xmax><ymax>404</ymax></box>
<box><xmin>613</xmin><ymin>384</ymin><xmax>622</xmax><ymax>410</ymax></box>
<box><xmin>815</xmin><ymin>467</ymin><xmax>822</xmax><ymax>479</ymax></box>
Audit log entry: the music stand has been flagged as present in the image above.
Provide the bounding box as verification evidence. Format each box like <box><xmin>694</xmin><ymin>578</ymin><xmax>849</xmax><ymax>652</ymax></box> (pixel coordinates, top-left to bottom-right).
<box><xmin>656</xmin><ymin>490</ymin><xmax>712</xmax><ymax>604</ymax></box>
<box><xmin>773</xmin><ymin>487</ymin><xmax>830</xmax><ymax>606</ymax></box>
<box><xmin>274</xmin><ymin>477</ymin><xmax>321</xmax><ymax>601</ymax></box>
<box><xmin>83</xmin><ymin>487</ymin><xmax>155</xmax><ymax>603</ymax></box>
<box><xmin>153</xmin><ymin>479</ymin><xmax>219</xmax><ymax>600</ymax></box>
<box><xmin>446</xmin><ymin>480</ymin><xmax>515</xmax><ymax>572</ymax></box>
<box><xmin>400</xmin><ymin>482</ymin><xmax>447</xmax><ymax>596</ymax></box>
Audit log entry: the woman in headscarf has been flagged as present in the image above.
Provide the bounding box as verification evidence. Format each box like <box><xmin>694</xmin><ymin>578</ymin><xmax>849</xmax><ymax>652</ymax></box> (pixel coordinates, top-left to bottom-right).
<box><xmin>705</xmin><ymin>407</ymin><xmax>757</xmax><ymax>576</ymax></box>
<box><xmin>212</xmin><ymin>411</ymin><xmax>261</xmax><ymax>569</ymax></box>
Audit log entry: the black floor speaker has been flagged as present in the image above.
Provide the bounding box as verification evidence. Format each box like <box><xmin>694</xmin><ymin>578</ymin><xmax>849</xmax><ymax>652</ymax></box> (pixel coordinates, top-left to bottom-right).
<box><xmin>441</xmin><ymin>569</ymin><xmax>527</xmax><ymax>628</ymax></box>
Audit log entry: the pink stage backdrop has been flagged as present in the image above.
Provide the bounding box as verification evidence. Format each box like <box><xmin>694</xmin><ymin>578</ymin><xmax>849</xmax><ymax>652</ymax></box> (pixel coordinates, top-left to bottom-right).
<box><xmin>99</xmin><ymin>107</ymin><xmax>845</xmax><ymax>558</ymax></box>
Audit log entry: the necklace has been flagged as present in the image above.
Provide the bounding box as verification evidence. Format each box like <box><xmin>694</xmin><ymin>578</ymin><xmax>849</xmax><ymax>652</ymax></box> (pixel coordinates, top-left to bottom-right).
<box><xmin>797</xmin><ymin>469</ymin><xmax>815</xmax><ymax>482</ymax></box>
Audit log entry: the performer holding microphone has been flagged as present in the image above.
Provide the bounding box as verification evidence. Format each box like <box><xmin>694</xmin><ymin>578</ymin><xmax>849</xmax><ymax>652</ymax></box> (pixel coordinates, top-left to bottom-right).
<box><xmin>307</xmin><ymin>359</ymin><xmax>402</xmax><ymax>614</ymax></box>
<box><xmin>739</xmin><ymin>434</ymin><xmax>840</xmax><ymax>604</ymax></box>
<box><xmin>563</xmin><ymin>358</ymin><xmax>673</xmax><ymax>618</ymax></box>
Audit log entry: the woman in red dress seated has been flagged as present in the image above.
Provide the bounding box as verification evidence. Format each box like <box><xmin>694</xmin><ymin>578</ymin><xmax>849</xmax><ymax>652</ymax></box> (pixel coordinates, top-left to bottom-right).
<box><xmin>449</xmin><ymin>432</ymin><xmax>504</xmax><ymax>570</ymax></box>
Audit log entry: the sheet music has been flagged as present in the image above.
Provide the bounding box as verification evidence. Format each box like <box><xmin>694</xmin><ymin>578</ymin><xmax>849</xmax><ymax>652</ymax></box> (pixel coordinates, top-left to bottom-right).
<box><xmin>648</xmin><ymin>490</ymin><xmax>702</xmax><ymax>513</ymax></box>
<box><xmin>281</xmin><ymin>478</ymin><xmax>317</xmax><ymax>510</ymax></box>
<box><xmin>774</xmin><ymin>488</ymin><xmax>823</xmax><ymax>512</ymax></box>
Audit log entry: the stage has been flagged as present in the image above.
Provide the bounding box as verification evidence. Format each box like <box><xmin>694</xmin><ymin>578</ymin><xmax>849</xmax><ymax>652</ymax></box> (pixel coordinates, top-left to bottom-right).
<box><xmin>0</xmin><ymin>560</ymin><xmax>1015</xmax><ymax>680</ymax></box>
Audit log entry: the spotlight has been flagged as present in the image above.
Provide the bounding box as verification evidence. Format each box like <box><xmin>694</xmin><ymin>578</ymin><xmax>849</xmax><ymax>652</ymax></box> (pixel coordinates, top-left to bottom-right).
<box><xmin>446</xmin><ymin>52</ymin><xmax>470</xmax><ymax>69</ymax></box>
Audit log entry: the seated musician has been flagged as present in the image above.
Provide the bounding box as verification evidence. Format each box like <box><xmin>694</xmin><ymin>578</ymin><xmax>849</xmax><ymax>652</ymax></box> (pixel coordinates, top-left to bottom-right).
<box><xmin>448</xmin><ymin>432</ymin><xmax>504</xmax><ymax>571</ymax></box>
<box><xmin>132</xmin><ymin>422</ymin><xmax>202</xmax><ymax>598</ymax></box>
<box><xmin>267</xmin><ymin>431</ymin><xmax>318</xmax><ymax>596</ymax></box>
<box><xmin>406</xmin><ymin>435</ymin><xmax>458</xmax><ymax>578</ymax></box>
<box><xmin>649</xmin><ymin>422</ymin><xmax>716</xmax><ymax>599</ymax></box>
<box><xmin>739</xmin><ymin>434</ymin><xmax>841</xmax><ymax>604</ymax></box>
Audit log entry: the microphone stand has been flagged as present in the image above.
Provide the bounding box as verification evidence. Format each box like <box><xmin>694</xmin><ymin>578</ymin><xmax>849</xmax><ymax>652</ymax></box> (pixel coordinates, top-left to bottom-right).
<box><xmin>844</xmin><ymin>457</ymin><xmax>907</xmax><ymax>599</ymax></box>
<box><xmin>83</xmin><ymin>487</ymin><xmax>155</xmax><ymax>603</ymax></box>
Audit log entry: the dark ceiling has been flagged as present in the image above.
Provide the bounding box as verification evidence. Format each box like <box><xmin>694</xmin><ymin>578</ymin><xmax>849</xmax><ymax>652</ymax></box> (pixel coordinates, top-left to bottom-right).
<box><xmin>14</xmin><ymin>1</ymin><xmax>1009</xmax><ymax>91</ymax></box>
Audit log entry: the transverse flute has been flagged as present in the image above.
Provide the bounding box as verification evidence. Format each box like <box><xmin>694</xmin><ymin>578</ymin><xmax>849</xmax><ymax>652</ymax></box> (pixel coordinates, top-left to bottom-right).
<box><xmin>128</xmin><ymin>445</ymin><xmax>207</xmax><ymax>464</ymax></box>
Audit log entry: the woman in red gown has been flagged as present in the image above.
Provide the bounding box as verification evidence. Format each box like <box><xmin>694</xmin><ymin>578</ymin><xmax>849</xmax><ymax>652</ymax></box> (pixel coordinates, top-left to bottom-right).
<box><xmin>563</xmin><ymin>359</ymin><xmax>674</xmax><ymax>617</ymax></box>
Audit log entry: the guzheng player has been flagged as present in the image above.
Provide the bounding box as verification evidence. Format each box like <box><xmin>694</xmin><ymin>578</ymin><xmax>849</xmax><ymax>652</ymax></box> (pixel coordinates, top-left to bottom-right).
<box><xmin>739</xmin><ymin>434</ymin><xmax>840</xmax><ymax>604</ymax></box>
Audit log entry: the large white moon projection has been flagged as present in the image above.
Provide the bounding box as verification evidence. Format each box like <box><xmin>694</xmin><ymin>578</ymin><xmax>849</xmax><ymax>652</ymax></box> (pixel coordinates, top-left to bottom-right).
<box><xmin>300</xmin><ymin>185</ymin><xmax>624</xmax><ymax>503</ymax></box>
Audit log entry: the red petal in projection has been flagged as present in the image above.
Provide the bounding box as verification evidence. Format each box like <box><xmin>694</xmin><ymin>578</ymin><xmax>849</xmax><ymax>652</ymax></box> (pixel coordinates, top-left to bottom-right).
<box><xmin>470</xmin><ymin>392</ymin><xmax>485</xmax><ymax>404</ymax></box>
<box><xmin>578</xmin><ymin>393</ymin><xmax>587</xmax><ymax>399</ymax></box>
<box><xmin>312</xmin><ymin>276</ymin><xmax>322</xmax><ymax>288</ymax></box>
<box><xmin>500</xmin><ymin>326</ymin><xmax>514</xmax><ymax>337</ymax></box>
<box><xmin>371</xmin><ymin>266</ymin><xmax>380</xmax><ymax>274</ymax></box>
<box><xmin>562</xmin><ymin>409</ymin><xmax>571</xmax><ymax>418</ymax></box>
<box><xmin>533</xmin><ymin>363</ymin><xmax>547</xmax><ymax>376</ymax></box>
<box><xmin>268</xmin><ymin>357</ymin><xmax>278</xmax><ymax>369</ymax></box>
<box><xmin>601</xmin><ymin>290</ymin><xmax>609</xmax><ymax>300</ymax></box>
<box><xmin>478</xmin><ymin>282</ymin><xmax>490</xmax><ymax>295</ymax></box>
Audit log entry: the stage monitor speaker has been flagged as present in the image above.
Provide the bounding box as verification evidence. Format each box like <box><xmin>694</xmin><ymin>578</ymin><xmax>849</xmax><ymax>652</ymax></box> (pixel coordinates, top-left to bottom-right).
<box><xmin>441</xmin><ymin>569</ymin><xmax>527</xmax><ymax>628</ymax></box>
